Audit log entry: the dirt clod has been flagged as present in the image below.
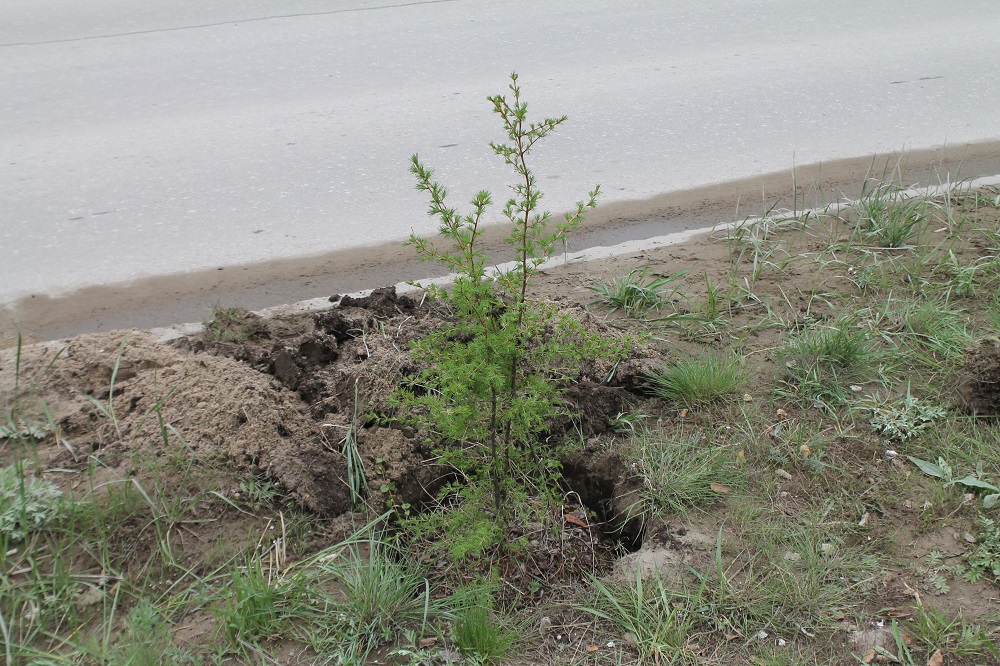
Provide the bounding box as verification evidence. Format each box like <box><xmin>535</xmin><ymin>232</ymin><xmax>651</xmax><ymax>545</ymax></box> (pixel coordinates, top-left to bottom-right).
<box><xmin>561</xmin><ymin>381</ymin><xmax>630</xmax><ymax>435</ymax></box>
<box><xmin>338</xmin><ymin>286</ymin><xmax>419</xmax><ymax>318</ymax></box>
<box><xmin>361</xmin><ymin>426</ymin><xmax>448</xmax><ymax>510</ymax></box>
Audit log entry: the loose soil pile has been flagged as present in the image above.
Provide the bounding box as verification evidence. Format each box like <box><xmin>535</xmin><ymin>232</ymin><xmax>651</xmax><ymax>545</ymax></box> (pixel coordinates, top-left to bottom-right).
<box><xmin>2</xmin><ymin>284</ymin><xmax>660</xmax><ymax>540</ymax></box>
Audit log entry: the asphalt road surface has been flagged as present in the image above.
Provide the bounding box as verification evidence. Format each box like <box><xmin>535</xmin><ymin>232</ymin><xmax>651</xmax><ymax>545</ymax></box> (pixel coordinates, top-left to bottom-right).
<box><xmin>3</xmin><ymin>0</ymin><xmax>1000</xmax><ymax>340</ymax></box>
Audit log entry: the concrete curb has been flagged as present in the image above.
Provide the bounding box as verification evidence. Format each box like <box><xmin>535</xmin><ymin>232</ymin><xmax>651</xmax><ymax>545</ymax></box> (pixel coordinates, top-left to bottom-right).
<box><xmin>149</xmin><ymin>174</ymin><xmax>1000</xmax><ymax>343</ymax></box>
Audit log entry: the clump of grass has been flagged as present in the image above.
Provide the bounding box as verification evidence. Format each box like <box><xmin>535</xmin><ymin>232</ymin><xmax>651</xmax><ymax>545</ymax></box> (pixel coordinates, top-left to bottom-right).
<box><xmin>906</xmin><ymin>605</ymin><xmax>998</xmax><ymax>659</ymax></box>
<box><xmin>289</xmin><ymin>536</ymin><xmax>433</xmax><ymax>659</ymax></box>
<box><xmin>778</xmin><ymin>319</ymin><xmax>878</xmax><ymax>408</ymax></box>
<box><xmin>621</xmin><ymin>428</ymin><xmax>742</xmax><ymax>516</ymax></box>
<box><xmin>854</xmin><ymin>182</ymin><xmax>931</xmax><ymax>249</ymax></box>
<box><xmin>330</xmin><ymin>541</ymin><xmax>429</xmax><ymax>638</ymax></box>
<box><xmin>894</xmin><ymin>298</ymin><xmax>972</xmax><ymax>366</ymax></box>
<box><xmin>580</xmin><ymin>568</ymin><xmax>695</xmax><ymax>664</ymax></box>
<box><xmin>784</xmin><ymin>321</ymin><xmax>873</xmax><ymax>370</ymax></box>
<box><xmin>580</xmin><ymin>523</ymin><xmax>878</xmax><ymax>663</ymax></box>
<box><xmin>213</xmin><ymin>529</ymin><xmax>438</xmax><ymax>661</ymax></box>
<box><xmin>702</xmin><ymin>501</ymin><xmax>886</xmax><ymax>645</ymax></box>
<box><xmin>331</xmin><ymin>379</ymin><xmax>367</xmax><ymax>507</ymax></box>
<box><xmin>588</xmin><ymin>267</ymin><xmax>686</xmax><ymax>317</ymax></box>
<box><xmin>914</xmin><ymin>417</ymin><xmax>1000</xmax><ymax>477</ymax></box>
<box><xmin>452</xmin><ymin>585</ymin><xmax>520</xmax><ymax>665</ymax></box>
<box><xmin>846</xmin><ymin>256</ymin><xmax>894</xmax><ymax>296</ymax></box>
<box><xmin>78</xmin><ymin>596</ymin><xmax>184</xmax><ymax>666</ymax></box>
<box><xmin>851</xmin><ymin>297</ymin><xmax>971</xmax><ymax>386</ymax></box>
<box><xmin>760</xmin><ymin>527</ymin><xmax>882</xmax><ymax>622</ymax></box>
<box><xmin>725</xmin><ymin>213</ymin><xmax>805</xmax><ymax>287</ymax></box>
<box><xmin>216</xmin><ymin>556</ymin><xmax>293</xmax><ymax>648</ymax></box>
<box><xmin>644</xmin><ymin>352</ymin><xmax>748</xmax><ymax>407</ymax></box>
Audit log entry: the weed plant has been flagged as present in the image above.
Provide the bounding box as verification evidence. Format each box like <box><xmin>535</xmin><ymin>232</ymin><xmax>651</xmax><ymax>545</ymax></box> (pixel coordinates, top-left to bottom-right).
<box><xmin>0</xmin><ymin>462</ymin><xmax>65</xmax><ymax>542</ymax></box>
<box><xmin>964</xmin><ymin>515</ymin><xmax>1000</xmax><ymax>584</ymax></box>
<box><xmin>2</xmin><ymin>334</ymin><xmax>60</xmax><ymax>445</ymax></box>
<box><xmin>588</xmin><ymin>267</ymin><xmax>686</xmax><ymax>318</ymax></box>
<box><xmin>863</xmin><ymin>389</ymin><xmax>947</xmax><ymax>440</ymax></box>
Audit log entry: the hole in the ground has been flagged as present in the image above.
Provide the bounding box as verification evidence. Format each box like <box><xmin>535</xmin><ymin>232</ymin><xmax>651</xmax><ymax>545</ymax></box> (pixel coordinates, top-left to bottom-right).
<box><xmin>560</xmin><ymin>446</ymin><xmax>646</xmax><ymax>554</ymax></box>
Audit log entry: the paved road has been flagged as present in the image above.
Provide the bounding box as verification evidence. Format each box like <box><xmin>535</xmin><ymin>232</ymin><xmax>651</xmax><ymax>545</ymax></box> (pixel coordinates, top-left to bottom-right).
<box><xmin>3</xmin><ymin>0</ymin><xmax>1000</xmax><ymax>326</ymax></box>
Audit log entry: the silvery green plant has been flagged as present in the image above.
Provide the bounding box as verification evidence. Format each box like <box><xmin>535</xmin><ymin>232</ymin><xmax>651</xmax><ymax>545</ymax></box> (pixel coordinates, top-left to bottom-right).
<box><xmin>867</xmin><ymin>390</ymin><xmax>946</xmax><ymax>440</ymax></box>
<box><xmin>0</xmin><ymin>464</ymin><xmax>65</xmax><ymax>542</ymax></box>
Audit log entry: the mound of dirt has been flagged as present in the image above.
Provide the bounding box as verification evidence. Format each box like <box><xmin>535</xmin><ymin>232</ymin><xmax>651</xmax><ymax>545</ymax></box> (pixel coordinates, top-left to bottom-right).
<box><xmin>182</xmin><ymin>286</ymin><xmax>659</xmax><ymax>517</ymax></box>
<box><xmin>956</xmin><ymin>339</ymin><xmax>1000</xmax><ymax>415</ymax></box>
<box><xmin>2</xmin><ymin>285</ymin><xmax>662</xmax><ymax>528</ymax></box>
<box><xmin>2</xmin><ymin>330</ymin><xmax>352</xmax><ymax>514</ymax></box>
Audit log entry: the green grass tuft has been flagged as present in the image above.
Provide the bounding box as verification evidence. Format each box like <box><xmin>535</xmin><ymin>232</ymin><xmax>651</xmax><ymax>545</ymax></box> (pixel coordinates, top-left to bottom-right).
<box><xmin>451</xmin><ymin>586</ymin><xmax>520</xmax><ymax>665</ymax></box>
<box><xmin>778</xmin><ymin>319</ymin><xmax>879</xmax><ymax>408</ymax></box>
<box><xmin>580</xmin><ymin>569</ymin><xmax>695</xmax><ymax>665</ymax></box>
<box><xmin>644</xmin><ymin>352</ymin><xmax>748</xmax><ymax>407</ymax></box>
<box><xmin>854</xmin><ymin>182</ymin><xmax>931</xmax><ymax>249</ymax></box>
<box><xmin>620</xmin><ymin>428</ymin><xmax>743</xmax><ymax>516</ymax></box>
<box><xmin>588</xmin><ymin>267</ymin><xmax>687</xmax><ymax>317</ymax></box>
